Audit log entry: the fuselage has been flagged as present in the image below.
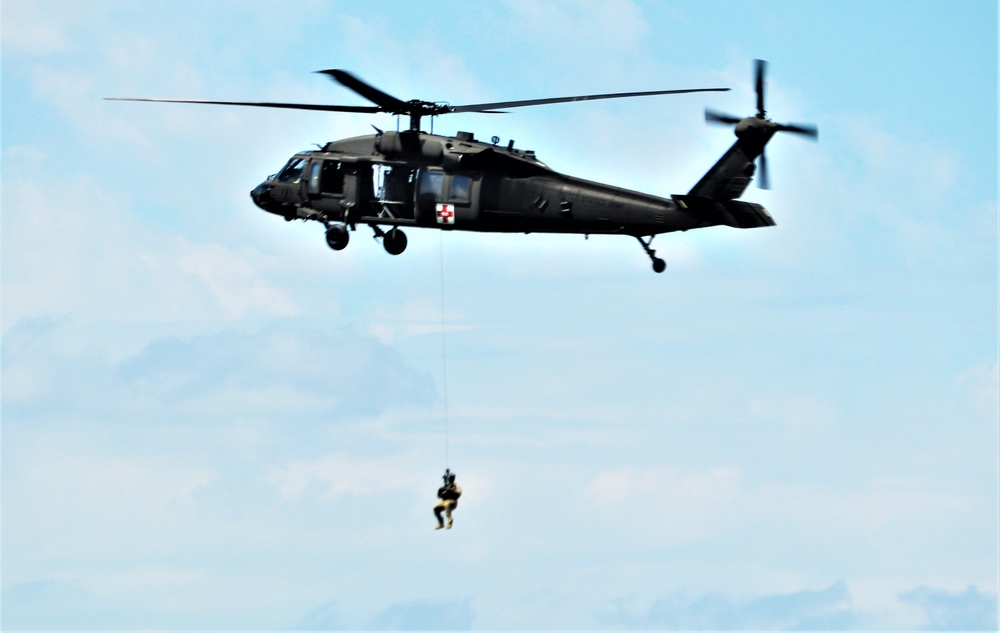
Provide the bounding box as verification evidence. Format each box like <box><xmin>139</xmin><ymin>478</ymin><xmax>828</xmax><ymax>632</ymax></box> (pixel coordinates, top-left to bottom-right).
<box><xmin>251</xmin><ymin>130</ymin><xmax>707</xmax><ymax>237</ymax></box>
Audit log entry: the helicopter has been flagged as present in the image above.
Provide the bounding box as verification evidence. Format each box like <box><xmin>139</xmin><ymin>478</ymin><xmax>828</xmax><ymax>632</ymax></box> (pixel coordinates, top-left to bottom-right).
<box><xmin>107</xmin><ymin>60</ymin><xmax>816</xmax><ymax>273</ymax></box>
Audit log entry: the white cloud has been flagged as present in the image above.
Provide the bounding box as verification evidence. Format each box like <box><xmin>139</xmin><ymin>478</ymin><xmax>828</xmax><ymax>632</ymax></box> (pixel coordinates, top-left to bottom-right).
<box><xmin>1</xmin><ymin>1</ymin><xmax>75</xmax><ymax>55</ymax></box>
<box><xmin>953</xmin><ymin>361</ymin><xmax>1000</xmax><ymax>420</ymax></box>
<box><xmin>504</xmin><ymin>0</ymin><xmax>649</xmax><ymax>60</ymax></box>
<box><xmin>266</xmin><ymin>453</ymin><xmax>415</xmax><ymax>500</ymax></box>
<box><xmin>176</xmin><ymin>239</ymin><xmax>297</xmax><ymax>319</ymax></box>
<box><xmin>364</xmin><ymin>296</ymin><xmax>472</xmax><ymax>345</ymax></box>
<box><xmin>584</xmin><ymin>465</ymin><xmax>744</xmax><ymax>544</ymax></box>
<box><xmin>1</xmin><ymin>172</ymin><xmax>298</xmax><ymax>329</ymax></box>
<box><xmin>580</xmin><ymin>462</ymin><xmax>988</xmax><ymax>571</ymax></box>
<box><xmin>600</xmin><ymin>581</ymin><xmax>998</xmax><ymax>630</ymax></box>
<box><xmin>900</xmin><ymin>585</ymin><xmax>998</xmax><ymax>630</ymax></box>
<box><xmin>747</xmin><ymin>392</ymin><xmax>840</xmax><ymax>430</ymax></box>
<box><xmin>826</xmin><ymin>116</ymin><xmax>993</xmax><ymax>265</ymax></box>
<box><xmin>366</xmin><ymin>596</ymin><xmax>474</xmax><ymax>630</ymax></box>
<box><xmin>2</xmin><ymin>316</ymin><xmax>437</xmax><ymax>429</ymax></box>
<box><xmin>603</xmin><ymin>580</ymin><xmax>860</xmax><ymax>629</ymax></box>
<box><xmin>3</xmin><ymin>441</ymin><xmax>218</xmax><ymax>576</ymax></box>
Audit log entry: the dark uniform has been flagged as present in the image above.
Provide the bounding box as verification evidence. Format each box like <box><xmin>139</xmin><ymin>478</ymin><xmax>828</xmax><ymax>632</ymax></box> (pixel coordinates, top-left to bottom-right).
<box><xmin>434</xmin><ymin>472</ymin><xmax>462</xmax><ymax>530</ymax></box>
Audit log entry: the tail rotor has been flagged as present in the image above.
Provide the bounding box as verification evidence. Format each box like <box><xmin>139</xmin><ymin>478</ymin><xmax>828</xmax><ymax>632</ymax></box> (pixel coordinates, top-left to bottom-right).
<box><xmin>705</xmin><ymin>60</ymin><xmax>817</xmax><ymax>189</ymax></box>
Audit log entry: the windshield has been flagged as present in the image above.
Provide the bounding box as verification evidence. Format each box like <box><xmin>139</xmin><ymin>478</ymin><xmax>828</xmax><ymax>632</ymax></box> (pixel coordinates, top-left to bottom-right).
<box><xmin>277</xmin><ymin>157</ymin><xmax>306</xmax><ymax>183</ymax></box>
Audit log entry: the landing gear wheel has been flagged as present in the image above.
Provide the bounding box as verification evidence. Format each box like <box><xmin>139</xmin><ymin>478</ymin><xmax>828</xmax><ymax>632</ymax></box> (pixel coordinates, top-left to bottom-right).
<box><xmin>325</xmin><ymin>224</ymin><xmax>350</xmax><ymax>251</ymax></box>
<box><xmin>635</xmin><ymin>235</ymin><xmax>667</xmax><ymax>274</ymax></box>
<box><xmin>383</xmin><ymin>228</ymin><xmax>407</xmax><ymax>255</ymax></box>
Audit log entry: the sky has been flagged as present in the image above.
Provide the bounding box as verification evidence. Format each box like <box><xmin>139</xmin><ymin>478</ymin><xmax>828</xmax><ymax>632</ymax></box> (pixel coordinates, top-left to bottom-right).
<box><xmin>1</xmin><ymin>1</ymin><xmax>997</xmax><ymax>630</ymax></box>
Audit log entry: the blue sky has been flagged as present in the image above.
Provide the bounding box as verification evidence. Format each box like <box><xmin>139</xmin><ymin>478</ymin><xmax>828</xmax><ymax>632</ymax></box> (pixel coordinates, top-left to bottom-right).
<box><xmin>2</xmin><ymin>1</ymin><xmax>997</xmax><ymax>630</ymax></box>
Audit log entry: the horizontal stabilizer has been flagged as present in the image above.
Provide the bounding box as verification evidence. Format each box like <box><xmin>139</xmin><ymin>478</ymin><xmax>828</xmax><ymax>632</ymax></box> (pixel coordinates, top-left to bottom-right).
<box><xmin>722</xmin><ymin>200</ymin><xmax>775</xmax><ymax>228</ymax></box>
<box><xmin>673</xmin><ymin>195</ymin><xmax>775</xmax><ymax>229</ymax></box>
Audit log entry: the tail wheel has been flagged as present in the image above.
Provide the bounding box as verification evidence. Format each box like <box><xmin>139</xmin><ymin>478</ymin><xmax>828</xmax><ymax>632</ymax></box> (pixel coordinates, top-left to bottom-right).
<box><xmin>325</xmin><ymin>224</ymin><xmax>350</xmax><ymax>250</ymax></box>
<box><xmin>383</xmin><ymin>228</ymin><xmax>407</xmax><ymax>255</ymax></box>
<box><xmin>635</xmin><ymin>235</ymin><xmax>667</xmax><ymax>273</ymax></box>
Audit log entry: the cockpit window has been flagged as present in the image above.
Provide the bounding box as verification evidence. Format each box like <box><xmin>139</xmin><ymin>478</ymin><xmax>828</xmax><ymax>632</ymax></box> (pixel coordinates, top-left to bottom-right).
<box><xmin>278</xmin><ymin>157</ymin><xmax>306</xmax><ymax>183</ymax></box>
<box><xmin>449</xmin><ymin>174</ymin><xmax>472</xmax><ymax>203</ymax></box>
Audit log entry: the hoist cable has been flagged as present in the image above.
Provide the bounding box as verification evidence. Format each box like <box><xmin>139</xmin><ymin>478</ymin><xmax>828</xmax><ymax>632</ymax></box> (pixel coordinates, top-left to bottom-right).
<box><xmin>438</xmin><ymin>232</ymin><xmax>450</xmax><ymax>469</ymax></box>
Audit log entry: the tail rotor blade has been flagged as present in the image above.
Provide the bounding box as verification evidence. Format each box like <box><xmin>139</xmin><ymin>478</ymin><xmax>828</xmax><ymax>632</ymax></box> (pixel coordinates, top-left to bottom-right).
<box><xmin>758</xmin><ymin>151</ymin><xmax>770</xmax><ymax>190</ymax></box>
<box><xmin>705</xmin><ymin>108</ymin><xmax>742</xmax><ymax>125</ymax></box>
<box><xmin>754</xmin><ymin>59</ymin><xmax>767</xmax><ymax>117</ymax></box>
<box><xmin>775</xmin><ymin>122</ymin><xmax>818</xmax><ymax>139</ymax></box>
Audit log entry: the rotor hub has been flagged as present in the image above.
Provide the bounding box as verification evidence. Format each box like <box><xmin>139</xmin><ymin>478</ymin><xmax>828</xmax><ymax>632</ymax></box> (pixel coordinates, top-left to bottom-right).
<box><xmin>704</xmin><ymin>60</ymin><xmax>818</xmax><ymax>189</ymax></box>
<box><xmin>734</xmin><ymin>116</ymin><xmax>775</xmax><ymax>138</ymax></box>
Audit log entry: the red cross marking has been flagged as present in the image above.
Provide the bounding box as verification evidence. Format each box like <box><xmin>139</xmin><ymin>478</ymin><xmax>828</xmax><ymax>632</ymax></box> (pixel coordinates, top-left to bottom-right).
<box><xmin>436</xmin><ymin>204</ymin><xmax>455</xmax><ymax>224</ymax></box>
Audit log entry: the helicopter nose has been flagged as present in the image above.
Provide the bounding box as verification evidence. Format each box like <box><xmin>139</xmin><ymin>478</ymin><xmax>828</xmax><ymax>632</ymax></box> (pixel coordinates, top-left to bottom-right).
<box><xmin>250</xmin><ymin>182</ymin><xmax>276</xmax><ymax>212</ymax></box>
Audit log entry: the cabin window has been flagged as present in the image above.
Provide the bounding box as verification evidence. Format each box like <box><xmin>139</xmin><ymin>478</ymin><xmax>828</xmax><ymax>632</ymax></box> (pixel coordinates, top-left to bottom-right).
<box><xmin>278</xmin><ymin>157</ymin><xmax>305</xmax><ymax>183</ymax></box>
<box><xmin>320</xmin><ymin>161</ymin><xmax>344</xmax><ymax>194</ymax></box>
<box><xmin>307</xmin><ymin>161</ymin><xmax>322</xmax><ymax>194</ymax></box>
<box><xmin>449</xmin><ymin>174</ymin><xmax>472</xmax><ymax>203</ymax></box>
<box><xmin>379</xmin><ymin>166</ymin><xmax>413</xmax><ymax>203</ymax></box>
<box><xmin>419</xmin><ymin>170</ymin><xmax>445</xmax><ymax>200</ymax></box>
<box><xmin>304</xmin><ymin>160</ymin><xmax>344</xmax><ymax>195</ymax></box>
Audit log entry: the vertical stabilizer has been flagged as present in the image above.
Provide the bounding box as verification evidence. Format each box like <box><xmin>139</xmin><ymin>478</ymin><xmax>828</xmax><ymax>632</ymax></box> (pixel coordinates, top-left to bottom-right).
<box><xmin>687</xmin><ymin>138</ymin><xmax>761</xmax><ymax>201</ymax></box>
<box><xmin>685</xmin><ymin>60</ymin><xmax>817</xmax><ymax>203</ymax></box>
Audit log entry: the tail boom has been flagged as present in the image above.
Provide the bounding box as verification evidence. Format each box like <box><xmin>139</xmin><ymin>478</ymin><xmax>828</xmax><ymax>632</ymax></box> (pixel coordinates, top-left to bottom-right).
<box><xmin>672</xmin><ymin>194</ymin><xmax>775</xmax><ymax>229</ymax></box>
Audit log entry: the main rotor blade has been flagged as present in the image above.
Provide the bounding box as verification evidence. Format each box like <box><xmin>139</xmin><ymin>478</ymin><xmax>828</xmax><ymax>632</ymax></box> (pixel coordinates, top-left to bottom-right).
<box><xmin>705</xmin><ymin>109</ymin><xmax>742</xmax><ymax>125</ymax></box>
<box><xmin>755</xmin><ymin>59</ymin><xmax>767</xmax><ymax>117</ymax></box>
<box><xmin>775</xmin><ymin>122</ymin><xmax>819</xmax><ymax>139</ymax></box>
<box><xmin>104</xmin><ymin>97</ymin><xmax>381</xmax><ymax>113</ymax></box>
<box><xmin>449</xmin><ymin>87</ymin><xmax>730</xmax><ymax>114</ymax></box>
<box><xmin>316</xmin><ymin>69</ymin><xmax>410</xmax><ymax>113</ymax></box>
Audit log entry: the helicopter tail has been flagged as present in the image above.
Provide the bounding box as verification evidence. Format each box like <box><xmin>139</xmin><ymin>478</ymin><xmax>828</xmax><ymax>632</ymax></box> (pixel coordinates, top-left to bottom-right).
<box><xmin>677</xmin><ymin>139</ymin><xmax>775</xmax><ymax>229</ymax></box>
<box><xmin>678</xmin><ymin>60</ymin><xmax>817</xmax><ymax>229</ymax></box>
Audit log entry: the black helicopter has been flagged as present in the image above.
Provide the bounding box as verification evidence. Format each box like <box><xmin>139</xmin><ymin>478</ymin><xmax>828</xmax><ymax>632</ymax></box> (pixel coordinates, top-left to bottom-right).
<box><xmin>108</xmin><ymin>60</ymin><xmax>816</xmax><ymax>272</ymax></box>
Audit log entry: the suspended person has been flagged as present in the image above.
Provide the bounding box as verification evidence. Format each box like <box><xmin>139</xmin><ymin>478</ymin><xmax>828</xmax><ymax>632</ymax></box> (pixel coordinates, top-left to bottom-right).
<box><xmin>434</xmin><ymin>469</ymin><xmax>462</xmax><ymax>530</ymax></box>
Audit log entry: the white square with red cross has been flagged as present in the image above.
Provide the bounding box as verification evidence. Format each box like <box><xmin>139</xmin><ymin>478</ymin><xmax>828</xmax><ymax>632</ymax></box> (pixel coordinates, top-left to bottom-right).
<box><xmin>435</xmin><ymin>203</ymin><xmax>456</xmax><ymax>225</ymax></box>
